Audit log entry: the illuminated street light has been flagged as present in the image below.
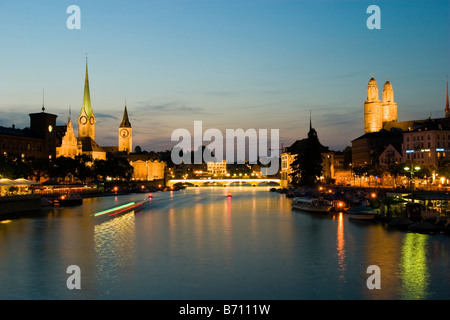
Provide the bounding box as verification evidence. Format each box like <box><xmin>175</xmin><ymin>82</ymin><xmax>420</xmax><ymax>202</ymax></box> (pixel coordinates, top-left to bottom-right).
<box><xmin>404</xmin><ymin>164</ymin><xmax>421</xmax><ymax>202</ymax></box>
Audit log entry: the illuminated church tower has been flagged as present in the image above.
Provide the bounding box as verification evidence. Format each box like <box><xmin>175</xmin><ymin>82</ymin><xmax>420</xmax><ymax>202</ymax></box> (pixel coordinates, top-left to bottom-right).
<box><xmin>364</xmin><ymin>75</ymin><xmax>382</xmax><ymax>133</ymax></box>
<box><xmin>364</xmin><ymin>75</ymin><xmax>398</xmax><ymax>133</ymax></box>
<box><xmin>76</xmin><ymin>57</ymin><xmax>106</xmax><ymax>161</ymax></box>
<box><xmin>382</xmin><ymin>77</ymin><xmax>398</xmax><ymax>123</ymax></box>
<box><xmin>78</xmin><ymin>58</ymin><xmax>96</xmax><ymax>140</ymax></box>
<box><xmin>118</xmin><ymin>103</ymin><xmax>132</xmax><ymax>153</ymax></box>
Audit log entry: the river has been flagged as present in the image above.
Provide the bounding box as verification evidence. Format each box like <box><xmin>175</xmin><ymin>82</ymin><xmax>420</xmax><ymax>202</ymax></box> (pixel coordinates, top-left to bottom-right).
<box><xmin>0</xmin><ymin>187</ymin><xmax>449</xmax><ymax>300</ymax></box>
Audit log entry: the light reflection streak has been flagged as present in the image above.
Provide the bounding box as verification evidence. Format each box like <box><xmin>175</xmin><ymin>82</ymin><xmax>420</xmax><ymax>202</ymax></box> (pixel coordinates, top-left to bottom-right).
<box><xmin>400</xmin><ymin>233</ymin><xmax>430</xmax><ymax>300</ymax></box>
<box><xmin>336</xmin><ymin>212</ymin><xmax>346</xmax><ymax>282</ymax></box>
<box><xmin>94</xmin><ymin>212</ymin><xmax>136</xmax><ymax>291</ymax></box>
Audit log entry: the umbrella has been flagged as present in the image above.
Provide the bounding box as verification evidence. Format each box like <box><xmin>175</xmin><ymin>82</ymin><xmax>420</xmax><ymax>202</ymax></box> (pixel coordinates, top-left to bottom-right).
<box><xmin>13</xmin><ymin>178</ymin><xmax>41</xmax><ymax>186</ymax></box>
<box><xmin>0</xmin><ymin>179</ymin><xmax>14</xmax><ymax>186</ymax></box>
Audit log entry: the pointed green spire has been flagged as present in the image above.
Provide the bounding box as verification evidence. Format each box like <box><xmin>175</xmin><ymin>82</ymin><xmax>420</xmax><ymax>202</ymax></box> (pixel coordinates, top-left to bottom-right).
<box><xmin>81</xmin><ymin>57</ymin><xmax>93</xmax><ymax>118</ymax></box>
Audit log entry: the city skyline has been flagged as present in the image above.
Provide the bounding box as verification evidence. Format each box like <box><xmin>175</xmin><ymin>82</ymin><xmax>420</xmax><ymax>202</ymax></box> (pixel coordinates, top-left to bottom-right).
<box><xmin>0</xmin><ymin>0</ymin><xmax>449</xmax><ymax>152</ymax></box>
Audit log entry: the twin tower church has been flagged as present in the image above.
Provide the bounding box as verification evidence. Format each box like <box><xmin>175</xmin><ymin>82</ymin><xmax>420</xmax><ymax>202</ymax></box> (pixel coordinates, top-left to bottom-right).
<box><xmin>56</xmin><ymin>59</ymin><xmax>133</xmax><ymax>160</ymax></box>
<box><xmin>364</xmin><ymin>75</ymin><xmax>398</xmax><ymax>133</ymax></box>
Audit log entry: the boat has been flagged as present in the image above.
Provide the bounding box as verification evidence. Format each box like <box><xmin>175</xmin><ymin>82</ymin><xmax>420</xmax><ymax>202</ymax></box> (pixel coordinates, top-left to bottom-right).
<box><xmin>91</xmin><ymin>199</ymin><xmax>148</xmax><ymax>218</ymax></box>
<box><xmin>57</xmin><ymin>194</ymin><xmax>83</xmax><ymax>207</ymax></box>
<box><xmin>291</xmin><ymin>197</ymin><xmax>333</xmax><ymax>213</ymax></box>
<box><xmin>347</xmin><ymin>204</ymin><xmax>377</xmax><ymax>220</ymax></box>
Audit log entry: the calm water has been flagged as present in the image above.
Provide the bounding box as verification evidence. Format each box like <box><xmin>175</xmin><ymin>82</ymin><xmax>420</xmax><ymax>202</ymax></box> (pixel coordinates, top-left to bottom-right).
<box><xmin>0</xmin><ymin>187</ymin><xmax>449</xmax><ymax>300</ymax></box>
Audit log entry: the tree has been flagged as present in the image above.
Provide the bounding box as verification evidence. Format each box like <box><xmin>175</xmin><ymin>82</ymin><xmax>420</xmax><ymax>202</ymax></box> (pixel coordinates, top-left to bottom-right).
<box><xmin>74</xmin><ymin>155</ymin><xmax>94</xmax><ymax>183</ymax></box>
<box><xmin>289</xmin><ymin>128</ymin><xmax>323</xmax><ymax>187</ymax></box>
<box><xmin>386</xmin><ymin>162</ymin><xmax>407</xmax><ymax>187</ymax></box>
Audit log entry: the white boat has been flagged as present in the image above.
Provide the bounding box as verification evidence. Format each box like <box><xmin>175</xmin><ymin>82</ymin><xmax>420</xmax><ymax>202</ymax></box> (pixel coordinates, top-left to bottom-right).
<box><xmin>347</xmin><ymin>205</ymin><xmax>377</xmax><ymax>220</ymax></box>
<box><xmin>291</xmin><ymin>197</ymin><xmax>333</xmax><ymax>213</ymax></box>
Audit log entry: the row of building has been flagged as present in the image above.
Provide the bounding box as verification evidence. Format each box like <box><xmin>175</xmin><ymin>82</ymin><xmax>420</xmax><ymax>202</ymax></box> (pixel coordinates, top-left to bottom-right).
<box><xmin>279</xmin><ymin>75</ymin><xmax>450</xmax><ymax>188</ymax></box>
<box><xmin>0</xmin><ymin>59</ymin><xmax>165</xmax><ymax>182</ymax></box>
<box><xmin>1</xmin><ymin>64</ymin><xmax>448</xmax><ymax>187</ymax></box>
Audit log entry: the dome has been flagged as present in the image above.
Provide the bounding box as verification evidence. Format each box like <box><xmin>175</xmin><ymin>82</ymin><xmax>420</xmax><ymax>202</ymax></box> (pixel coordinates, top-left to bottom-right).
<box><xmin>383</xmin><ymin>77</ymin><xmax>392</xmax><ymax>89</ymax></box>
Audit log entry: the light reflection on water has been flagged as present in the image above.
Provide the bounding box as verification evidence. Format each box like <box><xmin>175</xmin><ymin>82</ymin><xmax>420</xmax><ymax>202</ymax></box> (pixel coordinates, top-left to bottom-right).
<box><xmin>400</xmin><ymin>233</ymin><xmax>430</xmax><ymax>300</ymax></box>
<box><xmin>94</xmin><ymin>212</ymin><xmax>136</xmax><ymax>295</ymax></box>
<box><xmin>0</xmin><ymin>186</ymin><xmax>449</xmax><ymax>300</ymax></box>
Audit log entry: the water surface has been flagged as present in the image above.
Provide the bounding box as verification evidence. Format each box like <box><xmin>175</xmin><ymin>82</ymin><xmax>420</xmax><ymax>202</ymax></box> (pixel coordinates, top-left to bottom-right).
<box><xmin>0</xmin><ymin>187</ymin><xmax>449</xmax><ymax>300</ymax></box>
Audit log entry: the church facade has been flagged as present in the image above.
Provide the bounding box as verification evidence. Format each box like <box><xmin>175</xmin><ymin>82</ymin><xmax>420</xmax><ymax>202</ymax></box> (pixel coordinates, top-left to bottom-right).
<box><xmin>57</xmin><ymin>59</ymin><xmax>134</xmax><ymax>161</ymax></box>
<box><xmin>56</xmin><ymin>58</ymin><xmax>166</xmax><ymax>182</ymax></box>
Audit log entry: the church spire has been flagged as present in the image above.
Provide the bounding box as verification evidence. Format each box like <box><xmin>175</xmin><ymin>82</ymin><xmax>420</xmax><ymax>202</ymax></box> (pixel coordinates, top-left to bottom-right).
<box><xmin>120</xmin><ymin>102</ymin><xmax>132</xmax><ymax>128</ymax></box>
<box><xmin>445</xmin><ymin>76</ymin><xmax>449</xmax><ymax>117</ymax></box>
<box><xmin>81</xmin><ymin>56</ymin><xmax>93</xmax><ymax>118</ymax></box>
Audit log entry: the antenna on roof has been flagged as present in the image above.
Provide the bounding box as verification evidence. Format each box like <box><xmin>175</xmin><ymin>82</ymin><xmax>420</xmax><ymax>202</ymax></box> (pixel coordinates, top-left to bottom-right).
<box><xmin>42</xmin><ymin>89</ymin><xmax>45</xmax><ymax>112</ymax></box>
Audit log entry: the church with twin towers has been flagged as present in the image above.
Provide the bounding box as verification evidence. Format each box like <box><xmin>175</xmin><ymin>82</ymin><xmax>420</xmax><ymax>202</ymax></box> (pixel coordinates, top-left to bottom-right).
<box><xmin>56</xmin><ymin>58</ymin><xmax>133</xmax><ymax>160</ymax></box>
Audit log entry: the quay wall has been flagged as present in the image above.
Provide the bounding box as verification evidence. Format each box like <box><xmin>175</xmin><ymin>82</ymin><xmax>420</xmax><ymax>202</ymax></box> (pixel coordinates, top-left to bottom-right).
<box><xmin>0</xmin><ymin>195</ymin><xmax>41</xmax><ymax>216</ymax></box>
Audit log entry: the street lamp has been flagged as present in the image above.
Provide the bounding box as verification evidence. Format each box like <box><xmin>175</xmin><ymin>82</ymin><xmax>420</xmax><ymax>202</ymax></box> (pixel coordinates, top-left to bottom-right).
<box><xmin>404</xmin><ymin>164</ymin><xmax>421</xmax><ymax>202</ymax></box>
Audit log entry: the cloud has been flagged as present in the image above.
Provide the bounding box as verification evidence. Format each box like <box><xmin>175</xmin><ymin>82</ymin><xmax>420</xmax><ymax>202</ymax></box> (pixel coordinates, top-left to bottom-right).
<box><xmin>95</xmin><ymin>113</ymin><xmax>119</xmax><ymax>120</ymax></box>
<box><xmin>134</xmin><ymin>101</ymin><xmax>206</xmax><ymax>115</ymax></box>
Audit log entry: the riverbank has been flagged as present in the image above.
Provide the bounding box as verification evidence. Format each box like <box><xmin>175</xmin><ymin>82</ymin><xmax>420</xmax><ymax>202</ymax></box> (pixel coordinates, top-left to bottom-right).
<box><xmin>274</xmin><ymin>185</ymin><xmax>450</xmax><ymax>235</ymax></box>
<box><xmin>0</xmin><ymin>194</ymin><xmax>42</xmax><ymax>216</ymax></box>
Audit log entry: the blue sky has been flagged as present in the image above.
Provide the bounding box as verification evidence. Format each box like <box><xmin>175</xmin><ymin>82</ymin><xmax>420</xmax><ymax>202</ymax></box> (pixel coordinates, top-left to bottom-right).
<box><xmin>0</xmin><ymin>0</ymin><xmax>449</xmax><ymax>152</ymax></box>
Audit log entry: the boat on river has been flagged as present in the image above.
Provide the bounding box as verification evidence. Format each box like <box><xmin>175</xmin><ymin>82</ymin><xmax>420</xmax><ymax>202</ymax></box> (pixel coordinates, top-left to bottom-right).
<box><xmin>347</xmin><ymin>204</ymin><xmax>377</xmax><ymax>220</ymax></box>
<box><xmin>57</xmin><ymin>194</ymin><xmax>83</xmax><ymax>207</ymax></box>
<box><xmin>291</xmin><ymin>197</ymin><xmax>333</xmax><ymax>213</ymax></box>
<box><xmin>91</xmin><ymin>199</ymin><xmax>148</xmax><ymax>218</ymax></box>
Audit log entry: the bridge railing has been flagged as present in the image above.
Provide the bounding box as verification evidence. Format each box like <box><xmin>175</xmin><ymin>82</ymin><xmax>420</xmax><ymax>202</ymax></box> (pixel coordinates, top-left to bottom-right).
<box><xmin>167</xmin><ymin>179</ymin><xmax>281</xmax><ymax>186</ymax></box>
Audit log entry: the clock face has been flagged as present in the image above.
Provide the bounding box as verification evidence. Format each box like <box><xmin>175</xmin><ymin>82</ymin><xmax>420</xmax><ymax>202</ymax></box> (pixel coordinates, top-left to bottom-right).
<box><xmin>90</xmin><ymin>117</ymin><xmax>95</xmax><ymax>125</ymax></box>
<box><xmin>80</xmin><ymin>116</ymin><xmax>87</xmax><ymax>124</ymax></box>
<box><xmin>120</xmin><ymin>129</ymin><xmax>129</xmax><ymax>138</ymax></box>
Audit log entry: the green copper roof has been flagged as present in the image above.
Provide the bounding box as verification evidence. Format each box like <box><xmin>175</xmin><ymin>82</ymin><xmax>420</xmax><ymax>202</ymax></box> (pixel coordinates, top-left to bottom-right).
<box><xmin>81</xmin><ymin>61</ymin><xmax>93</xmax><ymax>119</ymax></box>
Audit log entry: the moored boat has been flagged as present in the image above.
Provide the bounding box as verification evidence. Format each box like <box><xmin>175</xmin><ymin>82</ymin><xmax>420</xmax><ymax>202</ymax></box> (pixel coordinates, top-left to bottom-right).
<box><xmin>58</xmin><ymin>194</ymin><xmax>83</xmax><ymax>207</ymax></box>
<box><xmin>291</xmin><ymin>197</ymin><xmax>333</xmax><ymax>213</ymax></box>
<box><xmin>347</xmin><ymin>204</ymin><xmax>376</xmax><ymax>220</ymax></box>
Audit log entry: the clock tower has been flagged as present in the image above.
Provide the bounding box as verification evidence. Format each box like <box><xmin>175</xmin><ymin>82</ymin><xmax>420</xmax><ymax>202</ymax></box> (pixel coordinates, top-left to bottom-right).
<box><xmin>118</xmin><ymin>104</ymin><xmax>132</xmax><ymax>153</ymax></box>
<box><xmin>78</xmin><ymin>58</ymin><xmax>96</xmax><ymax>140</ymax></box>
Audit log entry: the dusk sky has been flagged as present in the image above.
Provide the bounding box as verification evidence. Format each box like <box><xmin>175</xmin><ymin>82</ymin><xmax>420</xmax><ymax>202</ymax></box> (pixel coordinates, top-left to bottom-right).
<box><xmin>0</xmin><ymin>0</ymin><xmax>449</xmax><ymax>152</ymax></box>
